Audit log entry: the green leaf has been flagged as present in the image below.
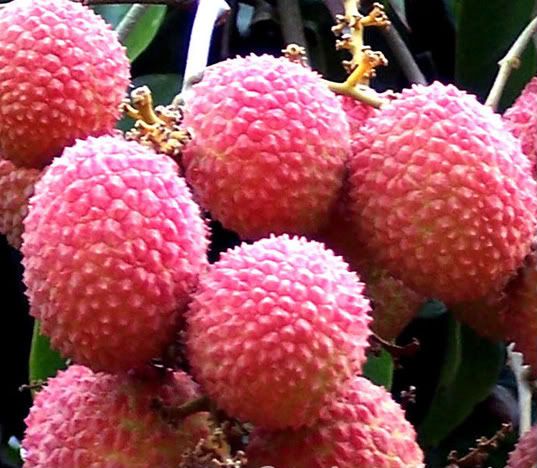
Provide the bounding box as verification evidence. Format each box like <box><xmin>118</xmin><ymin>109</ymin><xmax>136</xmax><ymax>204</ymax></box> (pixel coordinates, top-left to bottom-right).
<box><xmin>122</xmin><ymin>6</ymin><xmax>167</xmax><ymax>62</ymax></box>
<box><xmin>455</xmin><ymin>0</ymin><xmax>536</xmax><ymax>108</ymax></box>
<box><xmin>92</xmin><ymin>5</ymin><xmax>131</xmax><ymax>28</ymax></box>
<box><xmin>418</xmin><ymin>315</ymin><xmax>504</xmax><ymax>448</ymax></box>
<box><xmin>418</xmin><ymin>300</ymin><xmax>447</xmax><ymax>320</ymax></box>
<box><xmin>116</xmin><ymin>73</ymin><xmax>182</xmax><ymax>132</ymax></box>
<box><xmin>363</xmin><ymin>349</ymin><xmax>394</xmax><ymax>390</ymax></box>
<box><xmin>92</xmin><ymin>5</ymin><xmax>167</xmax><ymax>62</ymax></box>
<box><xmin>29</xmin><ymin>321</ymin><xmax>66</xmax><ymax>385</ymax></box>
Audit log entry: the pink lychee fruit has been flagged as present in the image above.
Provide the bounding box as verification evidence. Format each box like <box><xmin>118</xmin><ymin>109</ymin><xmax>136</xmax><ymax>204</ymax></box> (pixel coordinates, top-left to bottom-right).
<box><xmin>182</xmin><ymin>54</ymin><xmax>350</xmax><ymax>239</ymax></box>
<box><xmin>504</xmin><ymin>76</ymin><xmax>537</xmax><ymax>171</ymax></box>
<box><xmin>0</xmin><ymin>156</ymin><xmax>41</xmax><ymax>249</ymax></box>
<box><xmin>22</xmin><ymin>135</ymin><xmax>209</xmax><ymax>372</ymax></box>
<box><xmin>507</xmin><ymin>425</ymin><xmax>537</xmax><ymax>468</ymax></box>
<box><xmin>22</xmin><ymin>365</ymin><xmax>210</xmax><ymax>467</ymax></box>
<box><xmin>0</xmin><ymin>0</ymin><xmax>130</xmax><ymax>168</ymax></box>
<box><xmin>348</xmin><ymin>81</ymin><xmax>537</xmax><ymax>304</ymax></box>
<box><xmin>246</xmin><ymin>376</ymin><xmax>424</xmax><ymax>468</ymax></box>
<box><xmin>339</xmin><ymin>94</ymin><xmax>378</xmax><ymax>136</ymax></box>
<box><xmin>186</xmin><ymin>234</ymin><xmax>372</xmax><ymax>430</ymax></box>
<box><xmin>318</xmin><ymin>204</ymin><xmax>423</xmax><ymax>341</ymax></box>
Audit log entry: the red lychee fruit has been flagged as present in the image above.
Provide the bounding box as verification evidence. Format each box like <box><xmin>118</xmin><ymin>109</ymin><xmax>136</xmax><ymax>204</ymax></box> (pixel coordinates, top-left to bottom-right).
<box><xmin>22</xmin><ymin>365</ymin><xmax>210</xmax><ymax>467</ymax></box>
<box><xmin>0</xmin><ymin>156</ymin><xmax>41</xmax><ymax>249</ymax></box>
<box><xmin>504</xmin><ymin>76</ymin><xmax>537</xmax><ymax>171</ymax></box>
<box><xmin>453</xmin><ymin>248</ymin><xmax>537</xmax><ymax>379</ymax></box>
<box><xmin>246</xmin><ymin>376</ymin><xmax>424</xmax><ymax>468</ymax></box>
<box><xmin>504</xmin><ymin>251</ymin><xmax>537</xmax><ymax>379</ymax></box>
<box><xmin>348</xmin><ymin>82</ymin><xmax>537</xmax><ymax>304</ymax></box>
<box><xmin>22</xmin><ymin>135</ymin><xmax>209</xmax><ymax>372</ymax></box>
<box><xmin>507</xmin><ymin>425</ymin><xmax>537</xmax><ymax>468</ymax></box>
<box><xmin>186</xmin><ymin>234</ymin><xmax>372</xmax><ymax>430</ymax></box>
<box><xmin>0</xmin><ymin>0</ymin><xmax>130</xmax><ymax>168</ymax></box>
<box><xmin>182</xmin><ymin>54</ymin><xmax>350</xmax><ymax>239</ymax></box>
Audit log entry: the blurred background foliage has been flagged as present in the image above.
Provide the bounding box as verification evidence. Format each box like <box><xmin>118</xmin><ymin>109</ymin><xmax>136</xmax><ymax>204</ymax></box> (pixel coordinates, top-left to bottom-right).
<box><xmin>1</xmin><ymin>1</ymin><xmax>537</xmax><ymax>467</ymax></box>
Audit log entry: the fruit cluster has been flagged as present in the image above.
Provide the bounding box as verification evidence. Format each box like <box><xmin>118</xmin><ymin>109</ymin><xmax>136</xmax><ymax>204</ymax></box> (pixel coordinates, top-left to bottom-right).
<box><xmin>1</xmin><ymin>0</ymin><xmax>536</xmax><ymax>467</ymax></box>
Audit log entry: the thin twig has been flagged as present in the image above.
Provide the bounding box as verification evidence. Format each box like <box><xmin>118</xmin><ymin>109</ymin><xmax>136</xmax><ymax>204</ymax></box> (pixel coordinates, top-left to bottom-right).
<box><xmin>485</xmin><ymin>15</ymin><xmax>537</xmax><ymax>110</ymax></box>
<box><xmin>380</xmin><ymin>25</ymin><xmax>427</xmax><ymax>85</ymax></box>
<box><xmin>115</xmin><ymin>4</ymin><xmax>151</xmax><ymax>42</ymax></box>
<box><xmin>276</xmin><ymin>0</ymin><xmax>308</xmax><ymax>56</ymax></box>
<box><xmin>152</xmin><ymin>395</ymin><xmax>211</xmax><ymax>426</ymax></box>
<box><xmin>181</xmin><ymin>0</ymin><xmax>231</xmax><ymax>95</ymax></box>
<box><xmin>83</xmin><ymin>0</ymin><xmax>193</xmax><ymax>6</ymax></box>
<box><xmin>507</xmin><ymin>343</ymin><xmax>533</xmax><ymax>436</ymax></box>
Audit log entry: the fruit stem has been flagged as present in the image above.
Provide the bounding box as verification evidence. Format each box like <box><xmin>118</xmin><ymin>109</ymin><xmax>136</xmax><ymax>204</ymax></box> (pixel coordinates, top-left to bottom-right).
<box><xmin>276</xmin><ymin>0</ymin><xmax>309</xmax><ymax>59</ymax></box>
<box><xmin>329</xmin><ymin>1</ymin><xmax>390</xmax><ymax>107</ymax></box>
<box><xmin>115</xmin><ymin>4</ymin><xmax>151</xmax><ymax>43</ymax></box>
<box><xmin>485</xmin><ymin>15</ymin><xmax>537</xmax><ymax>110</ymax></box>
<box><xmin>368</xmin><ymin>333</ymin><xmax>420</xmax><ymax>360</ymax></box>
<box><xmin>445</xmin><ymin>423</ymin><xmax>512</xmax><ymax>468</ymax></box>
<box><xmin>324</xmin><ymin>80</ymin><xmax>387</xmax><ymax>107</ymax></box>
<box><xmin>507</xmin><ymin>343</ymin><xmax>533</xmax><ymax>436</ymax></box>
<box><xmin>152</xmin><ymin>395</ymin><xmax>211</xmax><ymax>426</ymax></box>
<box><xmin>181</xmin><ymin>0</ymin><xmax>231</xmax><ymax>96</ymax></box>
<box><xmin>82</xmin><ymin>0</ymin><xmax>193</xmax><ymax>6</ymax></box>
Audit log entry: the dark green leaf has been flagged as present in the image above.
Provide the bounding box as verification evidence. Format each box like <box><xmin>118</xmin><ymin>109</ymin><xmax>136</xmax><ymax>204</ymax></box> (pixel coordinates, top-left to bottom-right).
<box><xmin>418</xmin><ymin>300</ymin><xmax>447</xmax><ymax>320</ymax></box>
<box><xmin>123</xmin><ymin>6</ymin><xmax>167</xmax><ymax>62</ymax></box>
<box><xmin>29</xmin><ymin>321</ymin><xmax>66</xmax><ymax>385</ymax></box>
<box><xmin>92</xmin><ymin>5</ymin><xmax>167</xmax><ymax>62</ymax></box>
<box><xmin>363</xmin><ymin>349</ymin><xmax>394</xmax><ymax>389</ymax></box>
<box><xmin>92</xmin><ymin>5</ymin><xmax>131</xmax><ymax>28</ymax></box>
<box><xmin>116</xmin><ymin>73</ymin><xmax>182</xmax><ymax>132</ymax></box>
<box><xmin>455</xmin><ymin>0</ymin><xmax>536</xmax><ymax>108</ymax></box>
<box><xmin>418</xmin><ymin>315</ymin><xmax>504</xmax><ymax>447</ymax></box>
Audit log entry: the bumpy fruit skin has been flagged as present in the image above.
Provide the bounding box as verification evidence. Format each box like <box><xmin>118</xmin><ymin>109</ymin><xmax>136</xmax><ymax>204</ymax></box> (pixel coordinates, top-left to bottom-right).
<box><xmin>183</xmin><ymin>54</ymin><xmax>350</xmax><ymax>239</ymax></box>
<box><xmin>453</xmin><ymin>249</ymin><xmax>537</xmax><ymax>379</ymax></box>
<box><xmin>507</xmin><ymin>425</ymin><xmax>537</xmax><ymax>468</ymax></box>
<box><xmin>22</xmin><ymin>365</ymin><xmax>210</xmax><ymax>468</ymax></box>
<box><xmin>348</xmin><ymin>82</ymin><xmax>537</xmax><ymax>304</ymax></box>
<box><xmin>186</xmin><ymin>234</ymin><xmax>372</xmax><ymax>429</ymax></box>
<box><xmin>503</xmin><ymin>251</ymin><xmax>537</xmax><ymax>378</ymax></box>
<box><xmin>504</xmin><ymin>77</ymin><xmax>537</xmax><ymax>170</ymax></box>
<box><xmin>0</xmin><ymin>157</ymin><xmax>41</xmax><ymax>249</ymax></box>
<box><xmin>247</xmin><ymin>376</ymin><xmax>424</xmax><ymax>468</ymax></box>
<box><xmin>0</xmin><ymin>0</ymin><xmax>130</xmax><ymax>168</ymax></box>
<box><xmin>22</xmin><ymin>136</ymin><xmax>209</xmax><ymax>372</ymax></box>
<box><xmin>318</xmin><ymin>204</ymin><xmax>423</xmax><ymax>341</ymax></box>
<box><xmin>339</xmin><ymin>95</ymin><xmax>378</xmax><ymax>136</ymax></box>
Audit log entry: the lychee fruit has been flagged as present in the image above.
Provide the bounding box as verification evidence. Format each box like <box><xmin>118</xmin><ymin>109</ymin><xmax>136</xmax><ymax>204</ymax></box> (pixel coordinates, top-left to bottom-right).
<box><xmin>339</xmin><ymin>94</ymin><xmax>378</xmax><ymax>136</ymax></box>
<box><xmin>0</xmin><ymin>156</ymin><xmax>41</xmax><ymax>249</ymax></box>
<box><xmin>348</xmin><ymin>81</ymin><xmax>537</xmax><ymax>304</ymax></box>
<box><xmin>22</xmin><ymin>135</ymin><xmax>209</xmax><ymax>372</ymax></box>
<box><xmin>182</xmin><ymin>54</ymin><xmax>350</xmax><ymax>239</ymax></box>
<box><xmin>507</xmin><ymin>425</ymin><xmax>537</xmax><ymax>468</ymax></box>
<box><xmin>318</xmin><ymin>204</ymin><xmax>423</xmax><ymax>341</ymax></box>
<box><xmin>504</xmin><ymin>76</ymin><xmax>537</xmax><ymax>171</ymax></box>
<box><xmin>0</xmin><ymin>0</ymin><xmax>130</xmax><ymax>168</ymax></box>
<box><xmin>186</xmin><ymin>234</ymin><xmax>372</xmax><ymax>429</ymax></box>
<box><xmin>22</xmin><ymin>365</ymin><xmax>210</xmax><ymax>467</ymax></box>
<box><xmin>501</xmin><ymin>250</ymin><xmax>537</xmax><ymax>378</ymax></box>
<box><xmin>246</xmin><ymin>376</ymin><xmax>424</xmax><ymax>468</ymax></box>
<box><xmin>453</xmin><ymin>248</ymin><xmax>537</xmax><ymax>379</ymax></box>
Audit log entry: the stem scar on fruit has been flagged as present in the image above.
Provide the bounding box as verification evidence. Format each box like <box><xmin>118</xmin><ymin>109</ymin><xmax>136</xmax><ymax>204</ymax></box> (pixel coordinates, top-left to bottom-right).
<box><xmin>325</xmin><ymin>1</ymin><xmax>390</xmax><ymax>108</ymax></box>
